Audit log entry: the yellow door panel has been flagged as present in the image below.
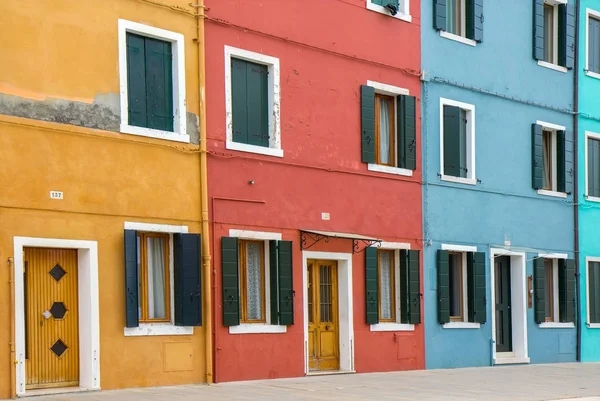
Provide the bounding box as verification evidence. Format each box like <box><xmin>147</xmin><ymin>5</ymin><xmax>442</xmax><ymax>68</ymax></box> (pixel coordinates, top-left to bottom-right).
<box><xmin>25</xmin><ymin>248</ymin><xmax>79</xmax><ymax>390</ymax></box>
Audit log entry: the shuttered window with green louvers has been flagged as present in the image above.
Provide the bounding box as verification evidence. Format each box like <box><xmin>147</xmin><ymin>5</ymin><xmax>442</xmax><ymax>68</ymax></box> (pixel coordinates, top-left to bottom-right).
<box><xmin>534</xmin><ymin>257</ymin><xmax>575</xmax><ymax>324</ymax></box>
<box><xmin>443</xmin><ymin>105</ymin><xmax>468</xmax><ymax>178</ymax></box>
<box><xmin>589</xmin><ymin>262</ymin><xmax>600</xmax><ymax>324</ymax></box>
<box><xmin>433</xmin><ymin>0</ymin><xmax>483</xmax><ymax>42</ymax></box>
<box><xmin>588</xmin><ymin>138</ymin><xmax>600</xmax><ymax>198</ymax></box>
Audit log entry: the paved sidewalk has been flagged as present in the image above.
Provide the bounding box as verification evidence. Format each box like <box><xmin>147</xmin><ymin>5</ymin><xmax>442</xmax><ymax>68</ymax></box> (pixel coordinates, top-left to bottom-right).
<box><xmin>20</xmin><ymin>363</ymin><xmax>600</xmax><ymax>401</ymax></box>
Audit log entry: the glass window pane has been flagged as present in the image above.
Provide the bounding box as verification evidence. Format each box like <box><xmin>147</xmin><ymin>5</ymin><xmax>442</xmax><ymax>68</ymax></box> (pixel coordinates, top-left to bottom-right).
<box><xmin>378</xmin><ymin>96</ymin><xmax>393</xmax><ymax>165</ymax></box>
<box><xmin>379</xmin><ymin>251</ymin><xmax>394</xmax><ymax>321</ymax></box>
<box><xmin>446</xmin><ymin>0</ymin><xmax>460</xmax><ymax>35</ymax></box>
<box><xmin>245</xmin><ymin>242</ymin><xmax>263</xmax><ymax>320</ymax></box>
<box><xmin>449</xmin><ymin>253</ymin><xmax>462</xmax><ymax>318</ymax></box>
<box><xmin>147</xmin><ymin>236</ymin><xmax>167</xmax><ymax>319</ymax></box>
<box><xmin>542</xmin><ymin>131</ymin><xmax>552</xmax><ymax>190</ymax></box>
<box><xmin>544</xmin><ymin>259</ymin><xmax>554</xmax><ymax>321</ymax></box>
<box><xmin>543</xmin><ymin>5</ymin><xmax>554</xmax><ymax>63</ymax></box>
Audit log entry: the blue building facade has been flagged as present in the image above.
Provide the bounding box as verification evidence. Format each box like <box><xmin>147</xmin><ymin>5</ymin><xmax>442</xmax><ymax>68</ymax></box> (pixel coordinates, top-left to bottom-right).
<box><xmin>422</xmin><ymin>0</ymin><xmax>577</xmax><ymax>368</ymax></box>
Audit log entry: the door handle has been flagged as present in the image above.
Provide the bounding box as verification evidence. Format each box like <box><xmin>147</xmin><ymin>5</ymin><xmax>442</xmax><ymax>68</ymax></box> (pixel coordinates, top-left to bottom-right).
<box><xmin>325</xmin><ymin>325</ymin><xmax>331</xmax><ymax>330</ymax></box>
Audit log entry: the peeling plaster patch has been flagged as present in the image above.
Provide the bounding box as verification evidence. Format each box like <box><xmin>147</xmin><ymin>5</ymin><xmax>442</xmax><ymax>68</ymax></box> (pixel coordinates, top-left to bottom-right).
<box><xmin>186</xmin><ymin>112</ymin><xmax>200</xmax><ymax>145</ymax></box>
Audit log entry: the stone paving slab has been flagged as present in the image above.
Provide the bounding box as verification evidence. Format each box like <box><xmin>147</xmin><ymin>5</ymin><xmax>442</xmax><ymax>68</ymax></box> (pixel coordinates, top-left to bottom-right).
<box><xmin>17</xmin><ymin>363</ymin><xmax>600</xmax><ymax>401</ymax></box>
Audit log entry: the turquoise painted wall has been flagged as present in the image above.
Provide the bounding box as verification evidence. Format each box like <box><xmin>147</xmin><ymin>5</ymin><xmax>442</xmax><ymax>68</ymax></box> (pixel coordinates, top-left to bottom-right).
<box><xmin>422</xmin><ymin>0</ymin><xmax>576</xmax><ymax>369</ymax></box>
<box><xmin>578</xmin><ymin>0</ymin><xmax>600</xmax><ymax>363</ymax></box>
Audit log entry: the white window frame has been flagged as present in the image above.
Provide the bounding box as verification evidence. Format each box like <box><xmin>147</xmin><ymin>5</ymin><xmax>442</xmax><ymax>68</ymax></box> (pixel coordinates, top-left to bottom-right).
<box><xmin>537</xmin><ymin>253</ymin><xmax>574</xmax><ymax>328</ymax></box>
<box><xmin>366</xmin><ymin>0</ymin><xmax>411</xmax><ymax>23</ymax></box>
<box><xmin>537</xmin><ymin>0</ymin><xmax>568</xmax><ymax>73</ymax></box>
<box><xmin>370</xmin><ymin>242</ymin><xmax>415</xmax><ymax>332</ymax></box>
<box><xmin>438</xmin><ymin>0</ymin><xmax>477</xmax><ymax>47</ymax></box>
<box><xmin>118</xmin><ymin>20</ymin><xmax>189</xmax><ymax>143</ymax></box>
<box><xmin>586</xmin><ymin>8</ymin><xmax>600</xmax><ymax>79</ymax></box>
<box><xmin>586</xmin><ymin>256</ymin><xmax>600</xmax><ymax>328</ymax></box>
<box><xmin>224</xmin><ymin>46</ymin><xmax>282</xmax><ymax>158</ymax></box>
<box><xmin>366</xmin><ymin>80</ymin><xmax>413</xmax><ymax>177</ymax></box>
<box><xmin>228</xmin><ymin>229</ymin><xmax>287</xmax><ymax>334</ymax></box>
<box><xmin>440</xmin><ymin>244</ymin><xmax>481</xmax><ymax>329</ymax></box>
<box><xmin>536</xmin><ymin>120</ymin><xmax>567</xmax><ymax>198</ymax></box>
<box><xmin>585</xmin><ymin>131</ymin><xmax>600</xmax><ymax>202</ymax></box>
<box><xmin>123</xmin><ymin>222</ymin><xmax>194</xmax><ymax>336</ymax></box>
<box><xmin>439</xmin><ymin>98</ymin><xmax>477</xmax><ymax>186</ymax></box>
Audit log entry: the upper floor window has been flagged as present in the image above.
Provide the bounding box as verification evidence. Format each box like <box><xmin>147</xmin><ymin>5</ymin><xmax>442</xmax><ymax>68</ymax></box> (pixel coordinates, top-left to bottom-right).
<box><xmin>586</xmin><ymin>9</ymin><xmax>600</xmax><ymax>78</ymax></box>
<box><xmin>533</xmin><ymin>0</ymin><xmax>575</xmax><ymax>72</ymax></box>
<box><xmin>433</xmin><ymin>0</ymin><xmax>483</xmax><ymax>45</ymax></box>
<box><xmin>586</xmin><ymin>132</ymin><xmax>600</xmax><ymax>201</ymax></box>
<box><xmin>532</xmin><ymin>122</ymin><xmax>570</xmax><ymax>197</ymax></box>
<box><xmin>225</xmin><ymin>46</ymin><xmax>282</xmax><ymax>158</ymax></box>
<box><xmin>366</xmin><ymin>0</ymin><xmax>411</xmax><ymax>22</ymax></box>
<box><xmin>440</xmin><ymin>98</ymin><xmax>476</xmax><ymax>185</ymax></box>
<box><xmin>118</xmin><ymin>20</ymin><xmax>188</xmax><ymax>143</ymax></box>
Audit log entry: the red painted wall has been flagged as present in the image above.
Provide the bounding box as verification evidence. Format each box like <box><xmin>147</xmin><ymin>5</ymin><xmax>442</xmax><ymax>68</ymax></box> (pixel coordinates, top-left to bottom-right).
<box><xmin>205</xmin><ymin>0</ymin><xmax>422</xmax><ymax>382</ymax></box>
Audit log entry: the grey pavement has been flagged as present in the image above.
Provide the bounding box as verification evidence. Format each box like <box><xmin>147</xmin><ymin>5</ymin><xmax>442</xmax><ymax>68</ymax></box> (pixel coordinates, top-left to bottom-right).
<box><xmin>20</xmin><ymin>363</ymin><xmax>600</xmax><ymax>401</ymax></box>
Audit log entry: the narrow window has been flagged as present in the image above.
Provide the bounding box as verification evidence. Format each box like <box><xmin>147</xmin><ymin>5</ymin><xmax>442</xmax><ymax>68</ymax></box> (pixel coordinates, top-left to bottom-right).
<box><xmin>137</xmin><ymin>232</ymin><xmax>170</xmax><ymax>322</ymax></box>
<box><xmin>542</xmin><ymin>129</ymin><xmax>556</xmax><ymax>191</ymax></box>
<box><xmin>446</xmin><ymin>0</ymin><xmax>462</xmax><ymax>36</ymax></box>
<box><xmin>449</xmin><ymin>252</ymin><xmax>464</xmax><ymax>321</ymax></box>
<box><xmin>543</xmin><ymin>4</ymin><xmax>555</xmax><ymax>63</ymax></box>
<box><xmin>588</xmin><ymin>138</ymin><xmax>600</xmax><ymax>198</ymax></box>
<box><xmin>239</xmin><ymin>240</ymin><xmax>266</xmax><ymax>323</ymax></box>
<box><xmin>442</xmin><ymin>103</ymin><xmax>471</xmax><ymax>180</ymax></box>
<box><xmin>544</xmin><ymin>259</ymin><xmax>555</xmax><ymax>322</ymax></box>
<box><xmin>589</xmin><ymin>16</ymin><xmax>600</xmax><ymax>74</ymax></box>
<box><xmin>375</xmin><ymin>94</ymin><xmax>395</xmax><ymax>166</ymax></box>
<box><xmin>589</xmin><ymin>261</ymin><xmax>600</xmax><ymax>324</ymax></box>
<box><xmin>378</xmin><ymin>250</ymin><xmax>396</xmax><ymax>322</ymax></box>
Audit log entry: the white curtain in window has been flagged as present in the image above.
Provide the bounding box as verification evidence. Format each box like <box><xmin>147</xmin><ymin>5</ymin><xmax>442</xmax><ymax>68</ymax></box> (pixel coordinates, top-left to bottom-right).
<box><xmin>379</xmin><ymin>97</ymin><xmax>391</xmax><ymax>165</ymax></box>
<box><xmin>246</xmin><ymin>242</ymin><xmax>263</xmax><ymax>320</ymax></box>
<box><xmin>147</xmin><ymin>237</ymin><xmax>167</xmax><ymax>319</ymax></box>
<box><xmin>379</xmin><ymin>252</ymin><xmax>393</xmax><ymax>320</ymax></box>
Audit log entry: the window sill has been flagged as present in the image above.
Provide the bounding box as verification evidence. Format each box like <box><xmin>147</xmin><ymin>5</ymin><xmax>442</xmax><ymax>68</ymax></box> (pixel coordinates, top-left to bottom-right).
<box><xmin>124</xmin><ymin>323</ymin><xmax>194</xmax><ymax>337</ymax></box>
<box><xmin>370</xmin><ymin>323</ymin><xmax>415</xmax><ymax>332</ymax></box>
<box><xmin>587</xmin><ymin>323</ymin><xmax>600</xmax><ymax>328</ymax></box>
<box><xmin>441</xmin><ymin>322</ymin><xmax>481</xmax><ymax>329</ymax></box>
<box><xmin>537</xmin><ymin>189</ymin><xmax>567</xmax><ymax>198</ymax></box>
<box><xmin>585</xmin><ymin>70</ymin><xmax>600</xmax><ymax>80</ymax></box>
<box><xmin>440</xmin><ymin>175</ymin><xmax>477</xmax><ymax>186</ymax></box>
<box><xmin>586</xmin><ymin>195</ymin><xmax>600</xmax><ymax>203</ymax></box>
<box><xmin>537</xmin><ymin>60</ymin><xmax>568</xmax><ymax>73</ymax></box>
<box><xmin>439</xmin><ymin>31</ymin><xmax>477</xmax><ymax>47</ymax></box>
<box><xmin>366</xmin><ymin>3</ymin><xmax>412</xmax><ymax>22</ymax></box>
<box><xmin>228</xmin><ymin>323</ymin><xmax>287</xmax><ymax>334</ymax></box>
<box><xmin>367</xmin><ymin>164</ymin><xmax>413</xmax><ymax>177</ymax></box>
<box><xmin>539</xmin><ymin>322</ymin><xmax>575</xmax><ymax>329</ymax></box>
<box><xmin>493</xmin><ymin>356</ymin><xmax>530</xmax><ymax>365</ymax></box>
<box><xmin>120</xmin><ymin>124</ymin><xmax>190</xmax><ymax>143</ymax></box>
<box><xmin>226</xmin><ymin>141</ymin><xmax>284</xmax><ymax>158</ymax></box>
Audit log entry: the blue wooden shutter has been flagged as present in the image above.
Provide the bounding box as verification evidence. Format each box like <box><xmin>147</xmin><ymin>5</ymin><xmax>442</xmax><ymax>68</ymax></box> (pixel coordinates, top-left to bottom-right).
<box><xmin>398</xmin><ymin>95</ymin><xmax>417</xmax><ymax>170</ymax></box>
<box><xmin>221</xmin><ymin>237</ymin><xmax>240</xmax><ymax>327</ymax></box>
<box><xmin>278</xmin><ymin>240</ymin><xmax>294</xmax><ymax>325</ymax></box>
<box><xmin>434</xmin><ymin>0</ymin><xmax>447</xmax><ymax>31</ymax></box>
<box><xmin>269</xmin><ymin>240</ymin><xmax>279</xmax><ymax>324</ymax></box>
<box><xmin>589</xmin><ymin>17</ymin><xmax>600</xmax><ymax>74</ymax></box>
<box><xmin>589</xmin><ymin>262</ymin><xmax>600</xmax><ymax>323</ymax></box>
<box><xmin>401</xmin><ymin>250</ymin><xmax>421</xmax><ymax>324</ymax></box>
<box><xmin>532</xmin><ymin>124</ymin><xmax>544</xmax><ymax>190</ymax></box>
<box><xmin>437</xmin><ymin>250</ymin><xmax>450</xmax><ymax>324</ymax></box>
<box><xmin>558</xmin><ymin>259</ymin><xmax>575</xmax><ymax>323</ymax></box>
<box><xmin>144</xmin><ymin>37</ymin><xmax>174</xmax><ymax>132</ymax></box>
<box><xmin>467</xmin><ymin>252</ymin><xmax>486</xmax><ymax>324</ymax></box>
<box><xmin>466</xmin><ymin>0</ymin><xmax>483</xmax><ymax>43</ymax></box>
<box><xmin>124</xmin><ymin>229</ymin><xmax>139</xmax><ymax>328</ymax></box>
<box><xmin>589</xmin><ymin>138</ymin><xmax>600</xmax><ymax>197</ymax></box>
<box><xmin>534</xmin><ymin>257</ymin><xmax>546</xmax><ymax>324</ymax></box>
<box><xmin>443</xmin><ymin>105</ymin><xmax>461</xmax><ymax>177</ymax></box>
<box><xmin>174</xmin><ymin>233</ymin><xmax>202</xmax><ymax>326</ymax></box>
<box><xmin>365</xmin><ymin>247</ymin><xmax>379</xmax><ymax>324</ymax></box>
<box><xmin>361</xmin><ymin>85</ymin><xmax>376</xmax><ymax>164</ymax></box>
<box><xmin>126</xmin><ymin>33</ymin><xmax>148</xmax><ymax>129</ymax></box>
<box><xmin>533</xmin><ymin>0</ymin><xmax>545</xmax><ymax>60</ymax></box>
<box><xmin>558</xmin><ymin>4</ymin><xmax>576</xmax><ymax>69</ymax></box>
<box><xmin>557</xmin><ymin>130</ymin><xmax>573</xmax><ymax>194</ymax></box>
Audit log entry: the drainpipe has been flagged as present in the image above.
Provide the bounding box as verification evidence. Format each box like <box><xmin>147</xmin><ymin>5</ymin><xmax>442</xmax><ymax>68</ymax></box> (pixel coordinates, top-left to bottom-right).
<box><xmin>8</xmin><ymin>257</ymin><xmax>16</xmax><ymax>398</ymax></box>
<box><xmin>192</xmin><ymin>0</ymin><xmax>213</xmax><ymax>383</ymax></box>
<box><xmin>574</xmin><ymin>0</ymin><xmax>581</xmax><ymax>362</ymax></box>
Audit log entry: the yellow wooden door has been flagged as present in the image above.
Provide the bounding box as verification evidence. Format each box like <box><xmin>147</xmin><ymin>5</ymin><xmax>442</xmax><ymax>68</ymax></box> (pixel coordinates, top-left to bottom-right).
<box><xmin>307</xmin><ymin>260</ymin><xmax>339</xmax><ymax>371</ymax></box>
<box><xmin>24</xmin><ymin>248</ymin><xmax>79</xmax><ymax>389</ymax></box>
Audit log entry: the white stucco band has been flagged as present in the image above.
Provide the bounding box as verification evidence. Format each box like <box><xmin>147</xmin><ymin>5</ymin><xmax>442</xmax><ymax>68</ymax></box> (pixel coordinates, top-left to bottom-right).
<box><xmin>13</xmin><ymin>237</ymin><xmax>101</xmax><ymax>396</ymax></box>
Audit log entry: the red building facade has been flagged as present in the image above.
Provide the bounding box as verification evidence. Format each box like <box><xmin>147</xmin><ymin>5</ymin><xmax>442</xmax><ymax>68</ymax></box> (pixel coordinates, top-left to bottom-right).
<box><xmin>205</xmin><ymin>0</ymin><xmax>422</xmax><ymax>382</ymax></box>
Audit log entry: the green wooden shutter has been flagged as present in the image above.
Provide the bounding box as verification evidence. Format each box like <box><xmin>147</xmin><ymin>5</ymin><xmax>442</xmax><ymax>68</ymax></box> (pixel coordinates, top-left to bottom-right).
<box><xmin>124</xmin><ymin>229</ymin><xmax>139</xmax><ymax>328</ymax></box>
<box><xmin>221</xmin><ymin>237</ymin><xmax>240</xmax><ymax>327</ymax></box>
<box><xmin>403</xmin><ymin>250</ymin><xmax>421</xmax><ymax>324</ymax></box>
<box><xmin>126</xmin><ymin>33</ymin><xmax>148</xmax><ymax>129</ymax></box>
<box><xmin>278</xmin><ymin>240</ymin><xmax>294</xmax><ymax>325</ymax></box>
<box><xmin>173</xmin><ymin>233</ymin><xmax>202</xmax><ymax>326</ymax></box>
<box><xmin>558</xmin><ymin>259</ymin><xmax>575</xmax><ymax>323</ymax></box>
<box><xmin>466</xmin><ymin>0</ymin><xmax>483</xmax><ymax>43</ymax></box>
<box><xmin>269</xmin><ymin>240</ymin><xmax>279</xmax><ymax>325</ymax></box>
<box><xmin>534</xmin><ymin>257</ymin><xmax>546</xmax><ymax>324</ymax></box>
<box><xmin>144</xmin><ymin>37</ymin><xmax>174</xmax><ymax>132</ymax></box>
<box><xmin>533</xmin><ymin>0</ymin><xmax>545</xmax><ymax>60</ymax></box>
<box><xmin>246</xmin><ymin>62</ymin><xmax>269</xmax><ymax>147</ymax></box>
<box><xmin>558</xmin><ymin>4</ymin><xmax>576</xmax><ymax>69</ymax></box>
<box><xmin>437</xmin><ymin>250</ymin><xmax>450</xmax><ymax>324</ymax></box>
<box><xmin>557</xmin><ymin>130</ymin><xmax>573</xmax><ymax>194</ymax></box>
<box><xmin>361</xmin><ymin>85</ymin><xmax>376</xmax><ymax>164</ymax></box>
<box><xmin>467</xmin><ymin>252</ymin><xmax>486</xmax><ymax>323</ymax></box>
<box><xmin>532</xmin><ymin>124</ymin><xmax>544</xmax><ymax>190</ymax></box>
<box><xmin>434</xmin><ymin>0</ymin><xmax>447</xmax><ymax>31</ymax></box>
<box><xmin>588</xmin><ymin>138</ymin><xmax>600</xmax><ymax>197</ymax></box>
<box><xmin>589</xmin><ymin>262</ymin><xmax>600</xmax><ymax>323</ymax></box>
<box><xmin>589</xmin><ymin>17</ymin><xmax>600</xmax><ymax>74</ymax></box>
<box><xmin>443</xmin><ymin>105</ymin><xmax>461</xmax><ymax>178</ymax></box>
<box><xmin>365</xmin><ymin>247</ymin><xmax>379</xmax><ymax>324</ymax></box>
<box><xmin>398</xmin><ymin>95</ymin><xmax>417</xmax><ymax>170</ymax></box>
<box><xmin>400</xmin><ymin>250</ymin><xmax>409</xmax><ymax>323</ymax></box>
<box><xmin>231</xmin><ymin>58</ymin><xmax>249</xmax><ymax>145</ymax></box>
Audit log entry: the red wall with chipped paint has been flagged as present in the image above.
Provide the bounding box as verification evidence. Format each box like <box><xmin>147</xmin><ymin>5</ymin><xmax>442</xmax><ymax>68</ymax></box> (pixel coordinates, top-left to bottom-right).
<box><xmin>205</xmin><ymin>0</ymin><xmax>423</xmax><ymax>382</ymax></box>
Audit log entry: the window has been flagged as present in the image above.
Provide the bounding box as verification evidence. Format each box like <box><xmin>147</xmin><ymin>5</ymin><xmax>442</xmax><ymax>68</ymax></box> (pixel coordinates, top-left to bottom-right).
<box><xmin>533</xmin><ymin>0</ymin><xmax>574</xmax><ymax>71</ymax></box>
<box><xmin>360</xmin><ymin>81</ymin><xmax>416</xmax><ymax>176</ymax></box>
<box><xmin>239</xmin><ymin>240</ymin><xmax>266</xmax><ymax>323</ymax></box>
<box><xmin>440</xmin><ymin>98</ymin><xmax>476</xmax><ymax>185</ymax></box>
<box><xmin>534</xmin><ymin>256</ymin><xmax>575</xmax><ymax>325</ymax></box>
<box><xmin>137</xmin><ymin>232</ymin><xmax>170</xmax><ymax>322</ymax></box>
<box><xmin>588</xmin><ymin>260</ymin><xmax>600</xmax><ymax>325</ymax></box>
<box><xmin>543</xmin><ymin>3</ymin><xmax>556</xmax><ymax>64</ymax></box>
<box><xmin>532</xmin><ymin>122</ymin><xmax>569</xmax><ymax>196</ymax></box>
<box><xmin>587</xmin><ymin>133</ymin><xmax>600</xmax><ymax>200</ymax></box>
<box><xmin>433</xmin><ymin>0</ymin><xmax>483</xmax><ymax>45</ymax></box>
<box><xmin>446</xmin><ymin>0</ymin><xmax>464</xmax><ymax>36</ymax></box>
<box><xmin>366</xmin><ymin>0</ymin><xmax>411</xmax><ymax>22</ymax></box>
<box><xmin>449</xmin><ymin>252</ymin><xmax>466</xmax><ymax>321</ymax></box>
<box><xmin>225</xmin><ymin>46</ymin><xmax>282</xmax><ymax>158</ymax></box>
<box><xmin>378</xmin><ymin>249</ymin><xmax>396</xmax><ymax>322</ymax></box>
<box><xmin>544</xmin><ymin>259</ymin><xmax>557</xmax><ymax>322</ymax></box>
<box><xmin>542</xmin><ymin>129</ymin><xmax>557</xmax><ymax>191</ymax></box>
<box><xmin>587</xmin><ymin>9</ymin><xmax>600</xmax><ymax>77</ymax></box>
<box><xmin>118</xmin><ymin>20</ymin><xmax>188</xmax><ymax>143</ymax></box>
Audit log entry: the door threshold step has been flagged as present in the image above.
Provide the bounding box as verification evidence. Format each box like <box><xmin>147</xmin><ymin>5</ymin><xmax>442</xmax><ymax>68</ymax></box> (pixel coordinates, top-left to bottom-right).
<box><xmin>20</xmin><ymin>387</ymin><xmax>97</xmax><ymax>398</ymax></box>
<box><xmin>307</xmin><ymin>370</ymin><xmax>356</xmax><ymax>376</ymax></box>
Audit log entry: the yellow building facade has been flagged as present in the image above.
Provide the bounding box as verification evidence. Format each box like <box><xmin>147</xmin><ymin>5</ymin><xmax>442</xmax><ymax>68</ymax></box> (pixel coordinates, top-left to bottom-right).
<box><xmin>0</xmin><ymin>1</ymin><xmax>211</xmax><ymax>398</ymax></box>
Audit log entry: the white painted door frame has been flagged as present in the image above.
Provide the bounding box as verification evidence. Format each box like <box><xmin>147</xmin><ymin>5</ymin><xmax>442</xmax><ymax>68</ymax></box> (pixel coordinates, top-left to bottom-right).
<box><xmin>302</xmin><ymin>251</ymin><xmax>354</xmax><ymax>374</ymax></box>
<box><xmin>13</xmin><ymin>237</ymin><xmax>101</xmax><ymax>396</ymax></box>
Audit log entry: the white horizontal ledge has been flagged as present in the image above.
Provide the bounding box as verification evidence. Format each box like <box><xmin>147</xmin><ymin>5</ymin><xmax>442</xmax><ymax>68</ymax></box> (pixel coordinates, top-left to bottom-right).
<box><xmin>229</xmin><ymin>324</ymin><xmax>287</xmax><ymax>334</ymax></box>
<box><xmin>442</xmin><ymin>322</ymin><xmax>481</xmax><ymax>329</ymax></box>
<box><xmin>370</xmin><ymin>323</ymin><xmax>415</xmax><ymax>332</ymax></box>
<box><xmin>538</xmin><ymin>322</ymin><xmax>575</xmax><ymax>329</ymax></box>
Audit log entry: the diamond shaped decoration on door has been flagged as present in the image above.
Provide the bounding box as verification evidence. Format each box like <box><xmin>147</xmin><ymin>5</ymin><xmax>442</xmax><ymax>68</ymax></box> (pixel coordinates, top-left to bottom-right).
<box><xmin>49</xmin><ymin>302</ymin><xmax>67</xmax><ymax>319</ymax></box>
<box><xmin>50</xmin><ymin>339</ymin><xmax>68</xmax><ymax>358</ymax></box>
<box><xmin>49</xmin><ymin>263</ymin><xmax>66</xmax><ymax>282</ymax></box>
